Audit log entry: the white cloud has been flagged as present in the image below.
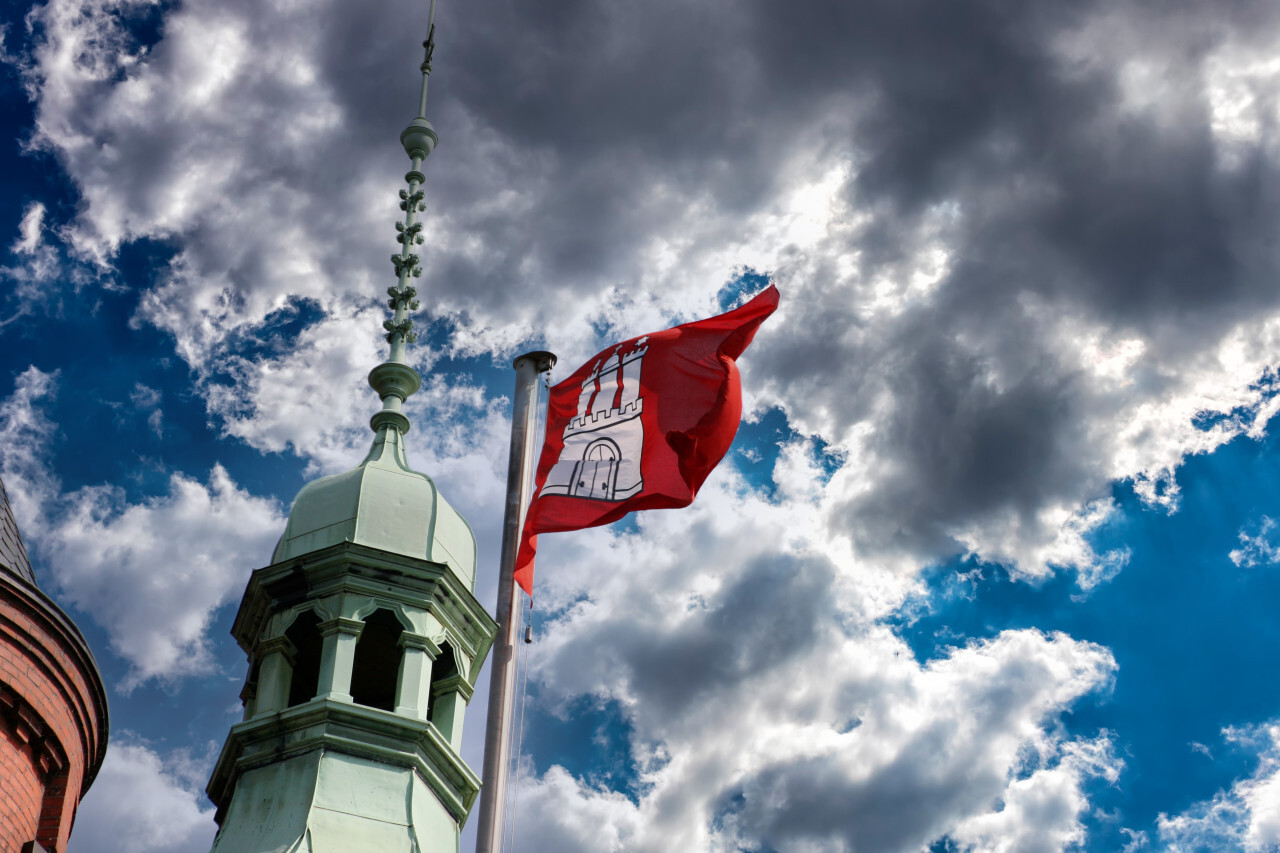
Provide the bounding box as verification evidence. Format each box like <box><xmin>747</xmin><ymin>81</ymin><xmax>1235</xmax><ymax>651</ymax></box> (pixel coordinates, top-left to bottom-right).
<box><xmin>13</xmin><ymin>201</ymin><xmax>45</xmax><ymax>255</ymax></box>
<box><xmin>69</xmin><ymin>739</ymin><xmax>217</xmax><ymax>853</ymax></box>
<box><xmin>12</xmin><ymin>2</ymin><xmax>1280</xmax><ymax>846</ymax></box>
<box><xmin>16</xmin><ymin>0</ymin><xmax>1280</xmax><ymax>597</ymax></box>
<box><xmin>1120</xmin><ymin>827</ymin><xmax>1150</xmax><ymax>852</ymax></box>
<box><xmin>518</xmin><ymin>622</ymin><xmax>1117</xmax><ymax>852</ymax></box>
<box><xmin>1158</xmin><ymin>722</ymin><xmax>1280</xmax><ymax>852</ymax></box>
<box><xmin>950</xmin><ymin>735</ymin><xmax>1122</xmax><ymax>853</ymax></box>
<box><xmin>0</xmin><ymin>367</ymin><xmax>285</xmax><ymax>689</ymax></box>
<box><xmin>21</xmin><ymin>0</ymin><xmax>394</xmax><ymax>365</ymax></box>
<box><xmin>1202</xmin><ymin>45</ymin><xmax>1280</xmax><ymax>173</ymax></box>
<box><xmin>129</xmin><ymin>383</ymin><xmax>164</xmax><ymax>437</ymax></box>
<box><xmin>129</xmin><ymin>382</ymin><xmax>161</xmax><ymax>409</ymax></box>
<box><xmin>0</xmin><ymin>366</ymin><xmax>62</xmax><ymax>519</ymax></box>
<box><xmin>0</xmin><ymin>201</ymin><xmax>63</xmax><ymax>325</ymax></box>
<box><xmin>509</xmin><ymin>765</ymin><xmax>644</xmax><ymax>853</ymax></box>
<box><xmin>1230</xmin><ymin>516</ymin><xmax>1280</xmax><ymax>568</ymax></box>
<box><xmin>201</xmin><ymin>304</ymin><xmax>386</xmax><ymax>474</ymax></box>
<box><xmin>515</xmin><ymin>461</ymin><xmax>1118</xmax><ymax>852</ymax></box>
<box><xmin>43</xmin><ymin>465</ymin><xmax>285</xmax><ymax>689</ymax></box>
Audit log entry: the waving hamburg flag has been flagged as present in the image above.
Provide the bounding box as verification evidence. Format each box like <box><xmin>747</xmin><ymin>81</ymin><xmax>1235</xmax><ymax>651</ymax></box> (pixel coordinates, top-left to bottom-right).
<box><xmin>514</xmin><ymin>285</ymin><xmax>780</xmax><ymax>592</ymax></box>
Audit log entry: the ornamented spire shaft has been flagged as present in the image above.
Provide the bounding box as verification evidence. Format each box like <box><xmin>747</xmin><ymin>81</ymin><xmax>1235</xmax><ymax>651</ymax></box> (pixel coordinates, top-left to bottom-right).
<box><xmin>370</xmin><ymin>8</ymin><xmax>439</xmax><ymax>435</ymax></box>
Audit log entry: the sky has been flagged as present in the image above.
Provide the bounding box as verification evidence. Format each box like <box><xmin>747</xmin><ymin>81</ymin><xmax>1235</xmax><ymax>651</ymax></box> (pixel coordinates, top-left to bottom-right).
<box><xmin>1</xmin><ymin>0</ymin><xmax>1280</xmax><ymax>851</ymax></box>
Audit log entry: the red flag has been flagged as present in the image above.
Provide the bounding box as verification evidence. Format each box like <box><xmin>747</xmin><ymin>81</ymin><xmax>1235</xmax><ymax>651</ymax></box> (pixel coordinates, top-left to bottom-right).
<box><xmin>514</xmin><ymin>285</ymin><xmax>779</xmax><ymax>593</ymax></box>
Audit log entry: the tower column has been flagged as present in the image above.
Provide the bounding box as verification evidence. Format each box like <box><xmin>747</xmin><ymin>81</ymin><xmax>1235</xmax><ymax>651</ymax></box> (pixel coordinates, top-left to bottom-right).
<box><xmin>430</xmin><ymin>676</ymin><xmax>473</xmax><ymax>751</ymax></box>
<box><xmin>252</xmin><ymin>635</ymin><xmax>297</xmax><ymax>715</ymax></box>
<box><xmin>317</xmin><ymin>617</ymin><xmax>363</xmax><ymax>702</ymax></box>
<box><xmin>238</xmin><ymin>680</ymin><xmax>255</xmax><ymax>722</ymax></box>
<box><xmin>395</xmin><ymin>632</ymin><xmax>440</xmax><ymax>719</ymax></box>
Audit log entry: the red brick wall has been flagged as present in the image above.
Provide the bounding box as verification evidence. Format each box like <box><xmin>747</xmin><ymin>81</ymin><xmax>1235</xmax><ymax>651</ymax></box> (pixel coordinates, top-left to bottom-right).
<box><xmin>0</xmin><ymin>579</ymin><xmax>107</xmax><ymax>853</ymax></box>
<box><xmin>0</xmin><ymin>720</ymin><xmax>43</xmax><ymax>851</ymax></box>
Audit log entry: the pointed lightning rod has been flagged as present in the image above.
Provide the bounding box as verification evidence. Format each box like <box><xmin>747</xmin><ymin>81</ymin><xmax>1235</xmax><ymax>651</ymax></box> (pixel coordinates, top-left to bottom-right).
<box><xmin>369</xmin><ymin>0</ymin><xmax>438</xmax><ymax>435</ymax></box>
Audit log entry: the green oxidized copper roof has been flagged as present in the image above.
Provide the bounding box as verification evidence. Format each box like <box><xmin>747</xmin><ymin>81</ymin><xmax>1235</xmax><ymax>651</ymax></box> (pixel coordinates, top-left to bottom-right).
<box><xmin>271</xmin><ymin>425</ymin><xmax>476</xmax><ymax>588</ymax></box>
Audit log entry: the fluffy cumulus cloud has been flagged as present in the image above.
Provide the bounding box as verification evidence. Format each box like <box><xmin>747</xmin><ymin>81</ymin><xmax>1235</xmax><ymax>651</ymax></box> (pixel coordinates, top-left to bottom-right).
<box><xmin>69</xmin><ymin>738</ymin><xmax>216</xmax><ymax>853</ymax></box>
<box><xmin>1158</xmin><ymin>722</ymin><xmax>1280</xmax><ymax>852</ymax></box>
<box><xmin>950</xmin><ymin>736</ymin><xmax>1121</xmax><ymax>853</ymax></box>
<box><xmin>11</xmin><ymin>0</ymin><xmax>1280</xmax><ymax>591</ymax></box>
<box><xmin>9</xmin><ymin>0</ymin><xmax>1280</xmax><ymax>847</ymax></box>
<box><xmin>513</xmin><ymin>456</ymin><xmax>1118</xmax><ymax>851</ymax></box>
<box><xmin>42</xmin><ymin>465</ymin><xmax>284</xmax><ymax>688</ymax></box>
<box><xmin>0</xmin><ymin>367</ymin><xmax>285</xmax><ymax>688</ymax></box>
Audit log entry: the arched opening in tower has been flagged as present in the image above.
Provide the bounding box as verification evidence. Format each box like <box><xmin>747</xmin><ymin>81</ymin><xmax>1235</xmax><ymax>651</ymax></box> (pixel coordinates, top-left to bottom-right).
<box><xmin>285</xmin><ymin>610</ymin><xmax>322</xmax><ymax>707</ymax></box>
<box><xmin>426</xmin><ymin>641</ymin><xmax>459</xmax><ymax>720</ymax></box>
<box><xmin>350</xmin><ymin>608</ymin><xmax>405</xmax><ymax>712</ymax></box>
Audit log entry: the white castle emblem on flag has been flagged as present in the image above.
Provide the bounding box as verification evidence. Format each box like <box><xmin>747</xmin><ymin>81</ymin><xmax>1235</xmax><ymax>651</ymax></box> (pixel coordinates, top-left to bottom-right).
<box><xmin>542</xmin><ymin>336</ymin><xmax>648</xmax><ymax>502</ymax></box>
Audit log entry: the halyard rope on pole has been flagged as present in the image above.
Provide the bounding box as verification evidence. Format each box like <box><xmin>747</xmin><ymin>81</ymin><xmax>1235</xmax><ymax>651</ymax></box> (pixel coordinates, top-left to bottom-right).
<box><xmin>477</xmin><ymin>351</ymin><xmax>555</xmax><ymax>853</ymax></box>
<box><xmin>503</xmin><ymin>364</ymin><xmax>546</xmax><ymax>850</ymax></box>
<box><xmin>505</xmin><ymin>574</ymin><xmax>535</xmax><ymax>848</ymax></box>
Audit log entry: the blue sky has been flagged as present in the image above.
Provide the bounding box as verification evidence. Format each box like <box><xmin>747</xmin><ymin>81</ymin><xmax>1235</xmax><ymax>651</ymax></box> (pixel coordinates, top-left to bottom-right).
<box><xmin>3</xmin><ymin>0</ymin><xmax>1280</xmax><ymax>851</ymax></box>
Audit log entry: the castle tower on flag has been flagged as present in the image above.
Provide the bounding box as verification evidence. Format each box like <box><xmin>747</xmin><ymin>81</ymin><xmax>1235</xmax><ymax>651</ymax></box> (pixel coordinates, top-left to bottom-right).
<box><xmin>541</xmin><ymin>336</ymin><xmax>648</xmax><ymax>501</ymax></box>
<box><xmin>204</xmin><ymin>12</ymin><xmax>495</xmax><ymax>852</ymax></box>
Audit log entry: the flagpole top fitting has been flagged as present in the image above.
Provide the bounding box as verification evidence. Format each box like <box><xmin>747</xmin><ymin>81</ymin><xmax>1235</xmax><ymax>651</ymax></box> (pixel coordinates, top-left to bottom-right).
<box><xmin>514</xmin><ymin>351</ymin><xmax>556</xmax><ymax>373</ymax></box>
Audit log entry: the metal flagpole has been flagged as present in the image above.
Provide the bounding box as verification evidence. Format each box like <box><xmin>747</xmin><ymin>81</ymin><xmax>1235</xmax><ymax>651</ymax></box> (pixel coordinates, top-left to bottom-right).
<box><xmin>476</xmin><ymin>350</ymin><xmax>556</xmax><ymax>853</ymax></box>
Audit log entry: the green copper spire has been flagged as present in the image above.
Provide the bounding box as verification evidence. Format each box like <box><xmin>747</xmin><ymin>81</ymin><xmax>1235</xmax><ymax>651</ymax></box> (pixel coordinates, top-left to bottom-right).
<box><xmin>270</xmin><ymin>3</ymin><xmax>477</xmax><ymax>588</ymax></box>
<box><xmin>370</xmin><ymin>8</ymin><xmax>439</xmax><ymax>435</ymax></box>
<box><xmin>208</xmin><ymin>12</ymin><xmax>496</xmax><ymax>851</ymax></box>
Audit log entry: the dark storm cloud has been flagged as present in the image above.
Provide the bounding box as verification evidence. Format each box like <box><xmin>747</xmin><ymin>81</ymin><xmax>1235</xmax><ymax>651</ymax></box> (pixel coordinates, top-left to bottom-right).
<box><xmin>839</xmin><ymin>321</ymin><xmax>1094</xmax><ymax>559</ymax></box>
<box><xmin>529</xmin><ymin>500</ymin><xmax>1118</xmax><ymax>849</ymax></box>
<box><xmin>333</xmin><ymin>0</ymin><xmax>1280</xmax><ymax>574</ymax></box>
<box><xmin>537</xmin><ymin>551</ymin><xmax>837</xmax><ymax>722</ymax></box>
<box><xmin>409</xmin><ymin>0</ymin><xmax>780</xmax><ymax>308</ymax></box>
<box><xmin>36</xmin><ymin>0</ymin><xmax>1280</xmax><ymax>580</ymax></box>
<box><xmin>428</xmin><ymin>0</ymin><xmax>1278</xmax><ymax>321</ymax></box>
<box><xmin>744</xmin><ymin>0</ymin><xmax>1280</xmax><ymax>335</ymax></box>
<box><xmin>23</xmin><ymin>0</ymin><xmax>1280</xmax><ymax>604</ymax></box>
<box><xmin>615</xmin><ymin>553</ymin><xmax>835</xmax><ymax>717</ymax></box>
<box><xmin>13</xmin><ymin>1</ymin><xmax>1186</xmax><ymax>845</ymax></box>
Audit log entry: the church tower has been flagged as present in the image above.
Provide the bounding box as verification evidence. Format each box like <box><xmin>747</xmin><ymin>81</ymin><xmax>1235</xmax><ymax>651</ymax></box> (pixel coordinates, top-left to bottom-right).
<box><xmin>205</xmin><ymin>17</ymin><xmax>497</xmax><ymax>853</ymax></box>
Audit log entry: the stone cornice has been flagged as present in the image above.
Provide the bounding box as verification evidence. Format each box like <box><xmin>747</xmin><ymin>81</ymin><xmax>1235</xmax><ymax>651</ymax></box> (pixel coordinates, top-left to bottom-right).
<box><xmin>206</xmin><ymin>698</ymin><xmax>480</xmax><ymax>825</ymax></box>
<box><xmin>255</xmin><ymin>635</ymin><xmax>296</xmax><ymax>662</ymax></box>
<box><xmin>317</xmin><ymin>616</ymin><xmax>365</xmax><ymax>638</ymax></box>
<box><xmin>399</xmin><ymin>632</ymin><xmax>441</xmax><ymax>657</ymax></box>
<box><xmin>430</xmin><ymin>674</ymin><xmax>473</xmax><ymax>703</ymax></box>
<box><xmin>232</xmin><ymin>541</ymin><xmax>496</xmax><ymax>687</ymax></box>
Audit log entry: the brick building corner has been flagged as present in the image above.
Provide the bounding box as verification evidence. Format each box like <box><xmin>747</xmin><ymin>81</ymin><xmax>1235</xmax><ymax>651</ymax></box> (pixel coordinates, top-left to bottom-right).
<box><xmin>0</xmin><ymin>477</ymin><xmax>108</xmax><ymax>853</ymax></box>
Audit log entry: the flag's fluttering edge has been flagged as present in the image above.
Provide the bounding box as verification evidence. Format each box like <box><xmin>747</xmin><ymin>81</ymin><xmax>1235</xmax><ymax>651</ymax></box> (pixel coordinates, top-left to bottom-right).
<box><xmin>514</xmin><ymin>285</ymin><xmax>780</xmax><ymax>593</ymax></box>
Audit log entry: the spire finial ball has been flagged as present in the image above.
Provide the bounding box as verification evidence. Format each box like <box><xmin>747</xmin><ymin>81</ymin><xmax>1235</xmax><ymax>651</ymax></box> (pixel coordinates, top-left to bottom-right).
<box><xmin>401</xmin><ymin>117</ymin><xmax>438</xmax><ymax>161</ymax></box>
